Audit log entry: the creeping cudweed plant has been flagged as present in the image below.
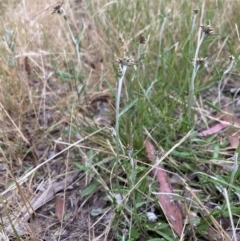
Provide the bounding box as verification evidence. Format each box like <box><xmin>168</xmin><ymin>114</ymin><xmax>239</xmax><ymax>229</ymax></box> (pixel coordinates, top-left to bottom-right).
<box><xmin>0</xmin><ymin>1</ymin><xmax>239</xmax><ymax>241</ymax></box>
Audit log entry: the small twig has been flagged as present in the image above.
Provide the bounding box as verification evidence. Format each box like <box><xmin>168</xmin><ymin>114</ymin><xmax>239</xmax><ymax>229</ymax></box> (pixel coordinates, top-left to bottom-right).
<box><xmin>4</xmin><ymin>173</ymin><xmax>79</xmax><ymax>235</ymax></box>
<box><xmin>0</xmin><ymin>103</ymin><xmax>29</xmax><ymax>144</ymax></box>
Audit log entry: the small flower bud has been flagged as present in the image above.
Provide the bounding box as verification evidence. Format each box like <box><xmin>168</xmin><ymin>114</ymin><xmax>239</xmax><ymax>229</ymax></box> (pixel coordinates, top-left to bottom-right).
<box><xmin>193</xmin><ymin>9</ymin><xmax>200</xmax><ymax>14</ymax></box>
<box><xmin>154</xmin><ymin>150</ymin><xmax>163</xmax><ymax>160</ymax></box>
<box><xmin>200</xmin><ymin>25</ymin><xmax>213</xmax><ymax>35</ymax></box>
<box><xmin>116</xmin><ymin>56</ymin><xmax>135</xmax><ymax>66</ymax></box>
<box><xmin>229</xmin><ymin>55</ymin><xmax>235</xmax><ymax>61</ymax></box>
<box><xmin>193</xmin><ymin>57</ymin><xmax>208</xmax><ymax>66</ymax></box>
<box><xmin>139</xmin><ymin>34</ymin><xmax>146</xmax><ymax>44</ymax></box>
<box><xmin>126</xmin><ymin>144</ymin><xmax>133</xmax><ymax>157</ymax></box>
<box><xmin>117</xmin><ymin>64</ymin><xmax>123</xmax><ymax>76</ymax></box>
<box><xmin>52</xmin><ymin>2</ymin><xmax>64</xmax><ymax>14</ymax></box>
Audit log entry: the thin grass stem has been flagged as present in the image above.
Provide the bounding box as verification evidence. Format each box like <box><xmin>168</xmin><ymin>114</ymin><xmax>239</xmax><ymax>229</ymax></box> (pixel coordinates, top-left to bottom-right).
<box><xmin>189</xmin><ymin>32</ymin><xmax>205</xmax><ymax>116</ymax></box>
<box><xmin>191</xmin><ymin>14</ymin><xmax>197</xmax><ymax>35</ymax></box>
<box><xmin>223</xmin><ymin>188</ymin><xmax>237</xmax><ymax>241</ymax></box>
<box><xmin>218</xmin><ymin>56</ymin><xmax>235</xmax><ymax>108</ymax></box>
<box><xmin>115</xmin><ymin>65</ymin><xmax>127</xmax><ymax>162</ymax></box>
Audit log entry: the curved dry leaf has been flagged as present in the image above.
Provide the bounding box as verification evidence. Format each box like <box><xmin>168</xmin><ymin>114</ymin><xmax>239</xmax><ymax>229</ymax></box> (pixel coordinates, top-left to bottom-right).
<box><xmin>197</xmin><ymin>123</ymin><xmax>227</xmax><ymax>137</ymax></box>
<box><xmin>198</xmin><ymin>107</ymin><xmax>240</xmax><ymax>148</ymax></box>
<box><xmin>145</xmin><ymin>140</ymin><xmax>183</xmax><ymax>237</ymax></box>
<box><xmin>154</xmin><ymin>166</ymin><xmax>183</xmax><ymax>236</ymax></box>
<box><xmin>55</xmin><ymin>196</ymin><xmax>65</xmax><ymax>221</ymax></box>
<box><xmin>4</xmin><ymin>173</ymin><xmax>79</xmax><ymax>235</ymax></box>
<box><xmin>228</xmin><ymin>135</ymin><xmax>239</xmax><ymax>149</ymax></box>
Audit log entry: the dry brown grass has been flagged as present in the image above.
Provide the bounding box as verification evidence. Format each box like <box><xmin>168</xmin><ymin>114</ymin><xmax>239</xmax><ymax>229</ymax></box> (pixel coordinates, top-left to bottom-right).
<box><xmin>0</xmin><ymin>1</ymin><xmax>114</xmax><ymax>240</ymax></box>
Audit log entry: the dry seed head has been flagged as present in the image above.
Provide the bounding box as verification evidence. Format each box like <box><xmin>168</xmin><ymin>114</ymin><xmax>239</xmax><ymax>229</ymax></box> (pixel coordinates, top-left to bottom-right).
<box><xmin>52</xmin><ymin>1</ymin><xmax>64</xmax><ymax>14</ymax></box>
<box><xmin>193</xmin><ymin>9</ymin><xmax>200</xmax><ymax>14</ymax></box>
<box><xmin>154</xmin><ymin>150</ymin><xmax>163</xmax><ymax>160</ymax></box>
<box><xmin>116</xmin><ymin>56</ymin><xmax>135</xmax><ymax>66</ymax></box>
<box><xmin>107</xmin><ymin>127</ymin><xmax>116</xmax><ymax>137</ymax></box>
<box><xmin>193</xmin><ymin>57</ymin><xmax>207</xmax><ymax>66</ymax></box>
<box><xmin>126</xmin><ymin>144</ymin><xmax>133</xmax><ymax>157</ymax></box>
<box><xmin>200</xmin><ymin>25</ymin><xmax>213</xmax><ymax>35</ymax></box>
<box><xmin>117</xmin><ymin>64</ymin><xmax>123</xmax><ymax>76</ymax></box>
<box><xmin>139</xmin><ymin>34</ymin><xmax>146</xmax><ymax>44</ymax></box>
<box><xmin>229</xmin><ymin>55</ymin><xmax>235</xmax><ymax>61</ymax></box>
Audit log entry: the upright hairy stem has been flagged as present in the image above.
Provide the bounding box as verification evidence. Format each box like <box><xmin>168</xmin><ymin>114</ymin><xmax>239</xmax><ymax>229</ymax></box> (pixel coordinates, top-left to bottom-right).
<box><xmin>189</xmin><ymin>33</ymin><xmax>205</xmax><ymax>116</ymax></box>
<box><xmin>115</xmin><ymin>65</ymin><xmax>127</xmax><ymax>162</ymax></box>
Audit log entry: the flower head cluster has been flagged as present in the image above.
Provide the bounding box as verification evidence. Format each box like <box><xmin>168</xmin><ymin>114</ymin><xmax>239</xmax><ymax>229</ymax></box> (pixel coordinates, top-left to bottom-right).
<box><xmin>116</xmin><ymin>56</ymin><xmax>135</xmax><ymax>66</ymax></box>
<box><xmin>200</xmin><ymin>25</ymin><xmax>213</xmax><ymax>35</ymax></box>
<box><xmin>139</xmin><ymin>34</ymin><xmax>146</xmax><ymax>44</ymax></box>
<box><xmin>52</xmin><ymin>1</ymin><xmax>64</xmax><ymax>15</ymax></box>
<box><xmin>229</xmin><ymin>55</ymin><xmax>235</xmax><ymax>62</ymax></box>
<box><xmin>116</xmin><ymin>56</ymin><xmax>135</xmax><ymax>76</ymax></box>
<box><xmin>154</xmin><ymin>150</ymin><xmax>163</xmax><ymax>160</ymax></box>
<box><xmin>193</xmin><ymin>57</ymin><xmax>208</xmax><ymax>66</ymax></box>
<box><xmin>193</xmin><ymin>9</ymin><xmax>200</xmax><ymax>14</ymax></box>
<box><xmin>126</xmin><ymin>144</ymin><xmax>133</xmax><ymax>157</ymax></box>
